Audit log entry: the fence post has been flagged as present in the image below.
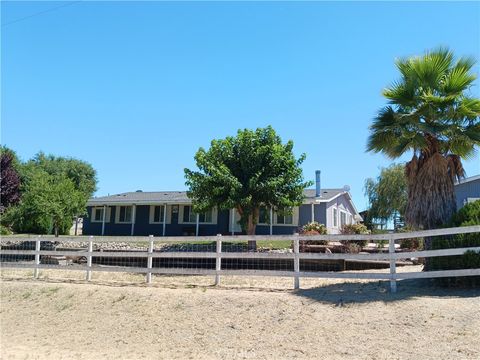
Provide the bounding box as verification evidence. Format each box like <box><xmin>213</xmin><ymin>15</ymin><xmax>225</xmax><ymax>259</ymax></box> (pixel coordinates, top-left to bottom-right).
<box><xmin>86</xmin><ymin>236</ymin><xmax>93</xmax><ymax>281</ymax></box>
<box><xmin>389</xmin><ymin>234</ymin><xmax>397</xmax><ymax>293</ymax></box>
<box><xmin>146</xmin><ymin>235</ymin><xmax>154</xmax><ymax>284</ymax></box>
<box><xmin>34</xmin><ymin>235</ymin><xmax>41</xmax><ymax>279</ymax></box>
<box><xmin>215</xmin><ymin>234</ymin><xmax>222</xmax><ymax>286</ymax></box>
<box><xmin>293</xmin><ymin>236</ymin><xmax>300</xmax><ymax>290</ymax></box>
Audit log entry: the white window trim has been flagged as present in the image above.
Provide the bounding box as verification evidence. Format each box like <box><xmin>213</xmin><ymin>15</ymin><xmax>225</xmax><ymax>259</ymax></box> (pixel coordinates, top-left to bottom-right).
<box><xmin>338</xmin><ymin>210</ymin><xmax>355</xmax><ymax>226</ymax></box>
<box><xmin>91</xmin><ymin>207</ymin><xmax>111</xmax><ymax>223</ymax></box>
<box><xmin>178</xmin><ymin>205</ymin><xmax>218</xmax><ymax>225</ymax></box>
<box><xmin>332</xmin><ymin>207</ymin><xmax>338</xmax><ymax>228</ymax></box>
<box><xmin>149</xmin><ymin>205</ymin><xmax>172</xmax><ymax>224</ymax></box>
<box><xmin>115</xmin><ymin>205</ymin><xmax>133</xmax><ymax>224</ymax></box>
<box><xmin>339</xmin><ymin>210</ymin><xmax>347</xmax><ymax>228</ymax></box>
<box><xmin>274</xmin><ymin>207</ymin><xmax>299</xmax><ymax>226</ymax></box>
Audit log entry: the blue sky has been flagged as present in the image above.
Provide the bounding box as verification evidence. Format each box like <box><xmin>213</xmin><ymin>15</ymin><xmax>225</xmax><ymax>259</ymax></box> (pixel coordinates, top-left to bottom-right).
<box><xmin>2</xmin><ymin>1</ymin><xmax>480</xmax><ymax>210</ymax></box>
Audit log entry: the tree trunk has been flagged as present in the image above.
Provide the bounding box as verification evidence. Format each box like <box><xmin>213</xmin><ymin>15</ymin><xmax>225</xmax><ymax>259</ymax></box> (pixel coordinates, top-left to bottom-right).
<box><xmin>405</xmin><ymin>153</ymin><xmax>457</xmax><ymax>231</ymax></box>
<box><xmin>405</xmin><ymin>152</ymin><xmax>461</xmax><ymax>270</ymax></box>
<box><xmin>246</xmin><ymin>212</ymin><xmax>258</xmax><ymax>251</ymax></box>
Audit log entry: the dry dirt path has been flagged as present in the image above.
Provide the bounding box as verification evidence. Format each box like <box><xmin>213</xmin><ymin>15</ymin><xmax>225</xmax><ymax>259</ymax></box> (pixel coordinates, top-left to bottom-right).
<box><xmin>1</xmin><ymin>273</ymin><xmax>479</xmax><ymax>360</ymax></box>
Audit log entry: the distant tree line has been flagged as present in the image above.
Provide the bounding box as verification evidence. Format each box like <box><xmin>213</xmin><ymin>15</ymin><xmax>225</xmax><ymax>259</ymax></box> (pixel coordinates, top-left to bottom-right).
<box><xmin>0</xmin><ymin>147</ymin><xmax>97</xmax><ymax>236</ymax></box>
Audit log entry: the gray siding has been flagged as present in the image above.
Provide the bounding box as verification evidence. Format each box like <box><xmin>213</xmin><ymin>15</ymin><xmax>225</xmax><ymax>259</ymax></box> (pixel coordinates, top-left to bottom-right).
<box><xmin>455</xmin><ymin>179</ymin><xmax>480</xmax><ymax>209</ymax></box>
<box><xmin>326</xmin><ymin>194</ymin><xmax>358</xmax><ymax>234</ymax></box>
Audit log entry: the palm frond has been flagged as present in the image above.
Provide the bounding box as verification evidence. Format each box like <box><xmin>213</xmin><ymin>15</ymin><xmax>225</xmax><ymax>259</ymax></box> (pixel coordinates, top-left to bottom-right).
<box><xmin>442</xmin><ymin>63</ymin><xmax>477</xmax><ymax>94</ymax></box>
<box><xmin>446</xmin><ymin>154</ymin><xmax>465</xmax><ymax>182</ymax></box>
<box><xmin>409</xmin><ymin>47</ymin><xmax>453</xmax><ymax>90</ymax></box>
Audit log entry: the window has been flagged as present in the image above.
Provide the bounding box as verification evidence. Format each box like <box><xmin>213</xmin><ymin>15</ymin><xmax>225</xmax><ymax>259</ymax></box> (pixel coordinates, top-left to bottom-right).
<box><xmin>92</xmin><ymin>207</ymin><xmax>110</xmax><ymax>223</ymax></box>
<box><xmin>182</xmin><ymin>206</ymin><xmax>213</xmax><ymax>223</ymax></box>
<box><xmin>117</xmin><ymin>206</ymin><xmax>132</xmax><ymax>223</ymax></box>
<box><xmin>340</xmin><ymin>211</ymin><xmax>347</xmax><ymax>227</ymax></box>
<box><xmin>276</xmin><ymin>208</ymin><xmax>293</xmax><ymax>225</ymax></box>
<box><xmin>333</xmin><ymin>208</ymin><xmax>338</xmax><ymax>227</ymax></box>
<box><xmin>94</xmin><ymin>208</ymin><xmax>104</xmax><ymax>222</ymax></box>
<box><xmin>183</xmin><ymin>205</ymin><xmax>195</xmax><ymax>223</ymax></box>
<box><xmin>150</xmin><ymin>205</ymin><xmax>165</xmax><ymax>224</ymax></box>
<box><xmin>258</xmin><ymin>206</ymin><xmax>269</xmax><ymax>224</ymax></box>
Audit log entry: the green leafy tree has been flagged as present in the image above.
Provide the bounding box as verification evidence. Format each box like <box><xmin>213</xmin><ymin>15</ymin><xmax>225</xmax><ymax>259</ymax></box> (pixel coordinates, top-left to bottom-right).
<box><xmin>185</xmin><ymin>126</ymin><xmax>312</xmax><ymax>249</ymax></box>
<box><xmin>4</xmin><ymin>169</ymin><xmax>84</xmax><ymax>236</ymax></box>
<box><xmin>2</xmin><ymin>151</ymin><xmax>97</xmax><ymax>235</ymax></box>
<box><xmin>20</xmin><ymin>170</ymin><xmax>83</xmax><ymax>236</ymax></box>
<box><xmin>364</xmin><ymin>164</ymin><xmax>407</xmax><ymax>229</ymax></box>
<box><xmin>25</xmin><ymin>152</ymin><xmax>97</xmax><ymax>201</ymax></box>
<box><xmin>367</xmin><ymin>48</ymin><xmax>480</xmax><ymax>233</ymax></box>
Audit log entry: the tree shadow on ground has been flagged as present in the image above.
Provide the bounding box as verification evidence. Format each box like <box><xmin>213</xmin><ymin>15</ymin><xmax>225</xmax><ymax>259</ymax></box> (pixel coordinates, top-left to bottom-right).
<box><xmin>294</xmin><ymin>278</ymin><xmax>480</xmax><ymax>305</ymax></box>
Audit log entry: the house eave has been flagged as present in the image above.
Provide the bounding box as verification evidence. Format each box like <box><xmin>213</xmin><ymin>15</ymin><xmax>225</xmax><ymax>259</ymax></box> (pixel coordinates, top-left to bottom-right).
<box><xmin>455</xmin><ymin>174</ymin><xmax>480</xmax><ymax>185</ymax></box>
<box><xmin>87</xmin><ymin>200</ymin><xmax>193</xmax><ymax>206</ymax></box>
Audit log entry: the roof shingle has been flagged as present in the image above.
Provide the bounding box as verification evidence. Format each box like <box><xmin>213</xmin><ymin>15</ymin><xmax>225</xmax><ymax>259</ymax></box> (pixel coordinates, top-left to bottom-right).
<box><xmin>87</xmin><ymin>188</ymin><xmax>345</xmax><ymax>206</ymax></box>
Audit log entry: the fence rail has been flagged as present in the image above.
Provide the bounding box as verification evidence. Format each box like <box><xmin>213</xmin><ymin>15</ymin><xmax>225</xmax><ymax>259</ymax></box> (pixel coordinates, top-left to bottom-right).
<box><xmin>1</xmin><ymin>225</ymin><xmax>479</xmax><ymax>292</ymax></box>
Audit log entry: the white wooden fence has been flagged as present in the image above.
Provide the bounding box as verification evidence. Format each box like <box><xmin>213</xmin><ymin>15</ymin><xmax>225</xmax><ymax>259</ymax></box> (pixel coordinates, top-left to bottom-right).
<box><xmin>1</xmin><ymin>225</ymin><xmax>479</xmax><ymax>292</ymax></box>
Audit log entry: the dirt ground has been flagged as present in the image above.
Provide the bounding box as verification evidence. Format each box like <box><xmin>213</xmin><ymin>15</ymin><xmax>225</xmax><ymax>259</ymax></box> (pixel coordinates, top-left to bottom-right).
<box><xmin>1</xmin><ymin>269</ymin><xmax>479</xmax><ymax>360</ymax></box>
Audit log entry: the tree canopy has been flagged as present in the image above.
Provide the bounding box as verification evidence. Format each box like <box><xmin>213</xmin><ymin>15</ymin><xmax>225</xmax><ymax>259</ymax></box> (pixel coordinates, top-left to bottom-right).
<box><xmin>367</xmin><ymin>47</ymin><xmax>480</xmax><ymax>230</ymax></box>
<box><xmin>24</xmin><ymin>152</ymin><xmax>97</xmax><ymax>201</ymax></box>
<box><xmin>1</xmin><ymin>151</ymin><xmax>97</xmax><ymax>235</ymax></box>
<box><xmin>0</xmin><ymin>147</ymin><xmax>21</xmax><ymax>213</ymax></box>
<box><xmin>184</xmin><ymin>126</ymin><xmax>311</xmax><ymax>244</ymax></box>
<box><xmin>364</xmin><ymin>164</ymin><xmax>407</xmax><ymax>228</ymax></box>
<box><xmin>6</xmin><ymin>169</ymin><xmax>84</xmax><ymax>236</ymax></box>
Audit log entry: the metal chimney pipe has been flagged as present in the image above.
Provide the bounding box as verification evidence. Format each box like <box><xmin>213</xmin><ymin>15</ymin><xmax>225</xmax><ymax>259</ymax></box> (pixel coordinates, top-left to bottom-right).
<box><xmin>315</xmin><ymin>170</ymin><xmax>321</xmax><ymax>197</ymax></box>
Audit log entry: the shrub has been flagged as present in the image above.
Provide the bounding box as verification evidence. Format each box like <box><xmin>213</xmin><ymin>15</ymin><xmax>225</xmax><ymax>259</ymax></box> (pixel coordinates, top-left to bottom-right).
<box><xmin>346</xmin><ymin>243</ymin><xmax>362</xmax><ymax>254</ymax></box>
<box><xmin>300</xmin><ymin>222</ymin><xmax>328</xmax><ymax>246</ymax></box>
<box><xmin>301</xmin><ymin>222</ymin><xmax>327</xmax><ymax>235</ymax></box>
<box><xmin>341</xmin><ymin>223</ymin><xmax>370</xmax><ymax>235</ymax></box>
<box><xmin>400</xmin><ymin>237</ymin><xmax>424</xmax><ymax>250</ymax></box>
<box><xmin>450</xmin><ymin>200</ymin><xmax>480</xmax><ymax>226</ymax></box>
<box><xmin>398</xmin><ymin>226</ymin><xmax>424</xmax><ymax>250</ymax></box>
<box><xmin>429</xmin><ymin>200</ymin><xmax>480</xmax><ymax>287</ymax></box>
<box><xmin>0</xmin><ymin>224</ymin><xmax>12</xmax><ymax>235</ymax></box>
<box><xmin>341</xmin><ymin>223</ymin><xmax>370</xmax><ymax>248</ymax></box>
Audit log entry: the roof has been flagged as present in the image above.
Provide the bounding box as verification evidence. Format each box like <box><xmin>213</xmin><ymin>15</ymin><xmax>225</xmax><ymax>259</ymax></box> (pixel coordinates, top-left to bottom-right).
<box><xmin>303</xmin><ymin>188</ymin><xmax>344</xmax><ymax>202</ymax></box>
<box><xmin>87</xmin><ymin>188</ymin><xmax>347</xmax><ymax>206</ymax></box>
<box><xmin>88</xmin><ymin>191</ymin><xmax>190</xmax><ymax>206</ymax></box>
<box><xmin>455</xmin><ymin>174</ymin><xmax>480</xmax><ymax>185</ymax></box>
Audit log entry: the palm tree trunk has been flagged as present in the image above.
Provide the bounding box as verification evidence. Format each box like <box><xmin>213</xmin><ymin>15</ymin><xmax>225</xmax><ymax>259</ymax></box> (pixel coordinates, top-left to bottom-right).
<box><xmin>405</xmin><ymin>153</ymin><xmax>457</xmax><ymax>230</ymax></box>
<box><xmin>405</xmin><ymin>153</ymin><xmax>460</xmax><ymax>270</ymax></box>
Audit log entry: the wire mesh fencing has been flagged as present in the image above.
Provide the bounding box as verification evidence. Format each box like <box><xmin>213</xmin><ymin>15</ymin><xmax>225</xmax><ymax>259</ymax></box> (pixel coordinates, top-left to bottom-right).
<box><xmin>1</xmin><ymin>226</ymin><xmax>479</xmax><ymax>291</ymax></box>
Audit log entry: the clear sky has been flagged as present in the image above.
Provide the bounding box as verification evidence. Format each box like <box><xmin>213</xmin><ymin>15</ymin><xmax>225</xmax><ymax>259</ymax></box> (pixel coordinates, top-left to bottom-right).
<box><xmin>2</xmin><ymin>1</ymin><xmax>480</xmax><ymax>211</ymax></box>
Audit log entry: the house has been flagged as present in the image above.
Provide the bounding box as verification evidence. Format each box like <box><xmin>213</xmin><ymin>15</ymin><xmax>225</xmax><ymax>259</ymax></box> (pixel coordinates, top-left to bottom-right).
<box><xmin>83</xmin><ymin>171</ymin><xmax>362</xmax><ymax>237</ymax></box>
<box><xmin>455</xmin><ymin>174</ymin><xmax>480</xmax><ymax>209</ymax></box>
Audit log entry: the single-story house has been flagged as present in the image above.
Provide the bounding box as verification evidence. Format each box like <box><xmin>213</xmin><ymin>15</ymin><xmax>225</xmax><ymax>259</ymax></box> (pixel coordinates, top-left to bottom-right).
<box><xmin>455</xmin><ymin>174</ymin><xmax>480</xmax><ymax>209</ymax></box>
<box><xmin>83</xmin><ymin>171</ymin><xmax>362</xmax><ymax>237</ymax></box>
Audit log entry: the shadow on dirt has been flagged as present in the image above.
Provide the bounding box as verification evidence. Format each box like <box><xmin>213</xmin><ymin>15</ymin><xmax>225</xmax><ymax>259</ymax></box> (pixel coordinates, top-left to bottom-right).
<box><xmin>294</xmin><ymin>278</ymin><xmax>480</xmax><ymax>305</ymax></box>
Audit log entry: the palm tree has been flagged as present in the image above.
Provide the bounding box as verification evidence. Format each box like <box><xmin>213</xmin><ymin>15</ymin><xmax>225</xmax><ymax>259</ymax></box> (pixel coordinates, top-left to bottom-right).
<box><xmin>367</xmin><ymin>48</ymin><xmax>480</xmax><ymax>231</ymax></box>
